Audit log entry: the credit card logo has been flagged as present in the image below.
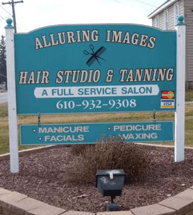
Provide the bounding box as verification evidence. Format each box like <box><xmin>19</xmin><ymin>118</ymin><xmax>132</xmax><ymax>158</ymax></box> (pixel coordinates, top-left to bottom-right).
<box><xmin>161</xmin><ymin>91</ymin><xmax>175</xmax><ymax>99</ymax></box>
<box><xmin>161</xmin><ymin>99</ymin><xmax>175</xmax><ymax>108</ymax></box>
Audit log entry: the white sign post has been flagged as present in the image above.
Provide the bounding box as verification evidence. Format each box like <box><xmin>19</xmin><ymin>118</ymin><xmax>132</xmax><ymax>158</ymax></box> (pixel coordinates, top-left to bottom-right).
<box><xmin>175</xmin><ymin>16</ymin><xmax>186</xmax><ymax>162</ymax></box>
<box><xmin>5</xmin><ymin>19</ymin><xmax>19</xmax><ymax>173</ymax></box>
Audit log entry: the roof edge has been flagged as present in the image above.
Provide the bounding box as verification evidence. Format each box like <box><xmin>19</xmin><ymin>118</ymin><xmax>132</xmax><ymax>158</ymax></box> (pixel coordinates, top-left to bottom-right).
<box><xmin>148</xmin><ymin>0</ymin><xmax>177</xmax><ymax>19</ymax></box>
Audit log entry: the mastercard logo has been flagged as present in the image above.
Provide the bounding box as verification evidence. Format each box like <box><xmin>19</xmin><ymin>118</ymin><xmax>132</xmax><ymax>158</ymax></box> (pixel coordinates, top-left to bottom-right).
<box><xmin>161</xmin><ymin>91</ymin><xmax>174</xmax><ymax>99</ymax></box>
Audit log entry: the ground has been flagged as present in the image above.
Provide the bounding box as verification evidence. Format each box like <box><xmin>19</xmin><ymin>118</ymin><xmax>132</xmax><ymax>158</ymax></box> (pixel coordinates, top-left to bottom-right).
<box><xmin>0</xmin><ymin>145</ymin><xmax>193</xmax><ymax>213</ymax></box>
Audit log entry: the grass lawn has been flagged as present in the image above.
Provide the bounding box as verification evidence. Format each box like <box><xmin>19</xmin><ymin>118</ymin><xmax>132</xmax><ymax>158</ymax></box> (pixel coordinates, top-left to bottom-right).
<box><xmin>186</xmin><ymin>89</ymin><xmax>193</xmax><ymax>101</ymax></box>
<box><xmin>0</xmin><ymin>100</ymin><xmax>193</xmax><ymax>155</ymax></box>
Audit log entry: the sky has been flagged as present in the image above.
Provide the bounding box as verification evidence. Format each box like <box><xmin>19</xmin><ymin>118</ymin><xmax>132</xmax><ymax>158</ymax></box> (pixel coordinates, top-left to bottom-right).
<box><xmin>0</xmin><ymin>0</ymin><xmax>166</xmax><ymax>34</ymax></box>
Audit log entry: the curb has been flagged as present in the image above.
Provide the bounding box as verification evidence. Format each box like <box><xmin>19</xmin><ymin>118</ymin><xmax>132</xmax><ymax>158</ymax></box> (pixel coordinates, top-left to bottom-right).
<box><xmin>137</xmin><ymin>142</ymin><xmax>193</xmax><ymax>150</ymax></box>
<box><xmin>1</xmin><ymin>186</ymin><xmax>193</xmax><ymax>215</ymax></box>
<box><xmin>0</xmin><ymin>145</ymin><xmax>57</xmax><ymax>161</ymax></box>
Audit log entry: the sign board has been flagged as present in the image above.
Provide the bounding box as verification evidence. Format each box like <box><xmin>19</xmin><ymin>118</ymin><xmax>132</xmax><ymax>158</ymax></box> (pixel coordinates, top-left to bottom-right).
<box><xmin>14</xmin><ymin>24</ymin><xmax>176</xmax><ymax>115</ymax></box>
<box><xmin>20</xmin><ymin>121</ymin><xmax>174</xmax><ymax>145</ymax></box>
<box><xmin>5</xmin><ymin>17</ymin><xmax>186</xmax><ymax>173</ymax></box>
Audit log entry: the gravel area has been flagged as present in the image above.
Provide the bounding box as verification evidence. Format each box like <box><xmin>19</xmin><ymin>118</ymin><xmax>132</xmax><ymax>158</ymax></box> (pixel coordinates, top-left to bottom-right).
<box><xmin>0</xmin><ymin>145</ymin><xmax>193</xmax><ymax>213</ymax></box>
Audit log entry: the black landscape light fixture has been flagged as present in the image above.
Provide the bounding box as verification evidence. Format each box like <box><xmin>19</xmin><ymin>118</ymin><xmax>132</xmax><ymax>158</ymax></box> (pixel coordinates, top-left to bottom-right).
<box><xmin>96</xmin><ymin>169</ymin><xmax>126</xmax><ymax>211</ymax></box>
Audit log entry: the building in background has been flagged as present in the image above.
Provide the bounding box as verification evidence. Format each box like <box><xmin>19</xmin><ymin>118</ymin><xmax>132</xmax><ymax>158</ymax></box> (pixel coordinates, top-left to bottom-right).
<box><xmin>0</xmin><ymin>82</ymin><xmax>6</xmax><ymax>90</ymax></box>
<box><xmin>148</xmin><ymin>0</ymin><xmax>193</xmax><ymax>83</ymax></box>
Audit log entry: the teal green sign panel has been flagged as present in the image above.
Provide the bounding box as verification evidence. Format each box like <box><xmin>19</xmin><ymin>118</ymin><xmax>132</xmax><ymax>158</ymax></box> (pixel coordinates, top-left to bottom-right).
<box><xmin>15</xmin><ymin>25</ymin><xmax>176</xmax><ymax>115</ymax></box>
<box><xmin>20</xmin><ymin>121</ymin><xmax>174</xmax><ymax>145</ymax></box>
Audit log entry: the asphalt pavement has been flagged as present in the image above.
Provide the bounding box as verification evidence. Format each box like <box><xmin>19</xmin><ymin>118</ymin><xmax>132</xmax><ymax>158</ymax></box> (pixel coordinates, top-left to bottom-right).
<box><xmin>0</xmin><ymin>92</ymin><xmax>7</xmax><ymax>104</ymax></box>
